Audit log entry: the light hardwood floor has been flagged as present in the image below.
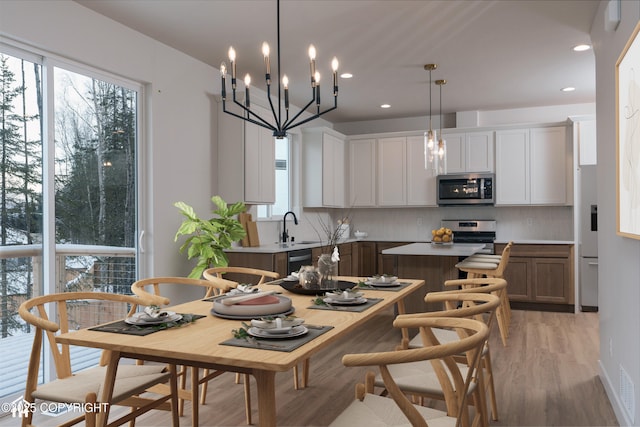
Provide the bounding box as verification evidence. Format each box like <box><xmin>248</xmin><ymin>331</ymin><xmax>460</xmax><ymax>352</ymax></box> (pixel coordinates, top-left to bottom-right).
<box><xmin>3</xmin><ymin>308</ymin><xmax>618</xmax><ymax>426</ymax></box>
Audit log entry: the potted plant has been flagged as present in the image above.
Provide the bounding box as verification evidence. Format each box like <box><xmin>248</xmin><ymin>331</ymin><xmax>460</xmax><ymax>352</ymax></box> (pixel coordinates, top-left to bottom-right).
<box><xmin>174</xmin><ymin>195</ymin><xmax>247</xmax><ymax>279</ymax></box>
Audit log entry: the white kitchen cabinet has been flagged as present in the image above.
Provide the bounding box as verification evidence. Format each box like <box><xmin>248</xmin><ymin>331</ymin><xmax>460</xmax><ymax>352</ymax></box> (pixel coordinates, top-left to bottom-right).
<box><xmin>302</xmin><ymin>127</ymin><xmax>346</xmax><ymax>208</ymax></box>
<box><xmin>377</xmin><ymin>137</ymin><xmax>407</xmax><ymax>206</ymax></box>
<box><xmin>217</xmin><ymin>102</ymin><xmax>275</xmax><ymax>204</ymax></box>
<box><xmin>495</xmin><ymin>126</ymin><xmax>569</xmax><ymax>205</ymax></box>
<box><xmin>406</xmin><ymin>135</ymin><xmax>437</xmax><ymax>206</ymax></box>
<box><xmin>349</xmin><ymin>138</ymin><xmax>376</xmax><ymax>206</ymax></box>
<box><xmin>442</xmin><ymin>130</ymin><xmax>494</xmax><ymax>174</ymax></box>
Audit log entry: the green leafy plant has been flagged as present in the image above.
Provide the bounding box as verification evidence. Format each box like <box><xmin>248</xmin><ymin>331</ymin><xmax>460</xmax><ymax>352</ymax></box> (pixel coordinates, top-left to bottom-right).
<box><xmin>174</xmin><ymin>195</ymin><xmax>247</xmax><ymax>279</ymax></box>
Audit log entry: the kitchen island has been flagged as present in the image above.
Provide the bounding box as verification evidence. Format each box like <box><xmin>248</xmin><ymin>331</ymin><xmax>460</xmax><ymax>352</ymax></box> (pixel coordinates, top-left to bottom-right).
<box><xmin>381</xmin><ymin>242</ymin><xmax>487</xmax><ymax>313</ymax></box>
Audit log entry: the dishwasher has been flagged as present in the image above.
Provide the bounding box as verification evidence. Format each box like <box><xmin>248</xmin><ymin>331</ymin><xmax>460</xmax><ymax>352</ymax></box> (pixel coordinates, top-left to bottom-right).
<box><xmin>287</xmin><ymin>248</ymin><xmax>313</xmax><ymax>275</ymax></box>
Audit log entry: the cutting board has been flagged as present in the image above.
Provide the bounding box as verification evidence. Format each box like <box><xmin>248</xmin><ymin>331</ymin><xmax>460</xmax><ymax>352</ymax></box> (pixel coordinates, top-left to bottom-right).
<box><xmin>246</xmin><ymin>221</ymin><xmax>260</xmax><ymax>247</ymax></box>
<box><xmin>238</xmin><ymin>212</ymin><xmax>251</xmax><ymax>247</ymax></box>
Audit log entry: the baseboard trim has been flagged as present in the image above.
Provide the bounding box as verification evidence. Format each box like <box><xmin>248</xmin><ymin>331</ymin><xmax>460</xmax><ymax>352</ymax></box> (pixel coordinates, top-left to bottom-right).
<box><xmin>510</xmin><ymin>301</ymin><xmax>574</xmax><ymax>313</ymax></box>
<box><xmin>599</xmin><ymin>359</ymin><xmax>627</xmax><ymax>426</ymax></box>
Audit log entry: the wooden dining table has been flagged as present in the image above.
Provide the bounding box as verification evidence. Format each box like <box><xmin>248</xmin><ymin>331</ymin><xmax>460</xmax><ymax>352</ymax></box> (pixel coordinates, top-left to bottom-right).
<box><xmin>55</xmin><ymin>276</ymin><xmax>424</xmax><ymax>426</ymax></box>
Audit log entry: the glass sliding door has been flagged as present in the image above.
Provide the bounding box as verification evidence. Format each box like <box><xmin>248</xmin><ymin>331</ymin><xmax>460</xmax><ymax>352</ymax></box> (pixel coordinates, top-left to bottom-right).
<box><xmin>0</xmin><ymin>48</ymin><xmax>142</xmax><ymax>401</ymax></box>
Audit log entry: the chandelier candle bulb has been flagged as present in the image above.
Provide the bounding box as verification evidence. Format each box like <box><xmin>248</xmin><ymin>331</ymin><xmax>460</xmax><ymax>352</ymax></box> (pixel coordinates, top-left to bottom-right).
<box><xmin>283</xmin><ymin>75</ymin><xmax>289</xmax><ymax>109</ymax></box>
<box><xmin>309</xmin><ymin>45</ymin><xmax>316</xmax><ymax>83</ymax></box>
<box><xmin>315</xmin><ymin>72</ymin><xmax>321</xmax><ymax>106</ymax></box>
<box><xmin>220</xmin><ymin>62</ymin><xmax>226</xmax><ymax>98</ymax></box>
<box><xmin>244</xmin><ymin>74</ymin><xmax>251</xmax><ymax>108</ymax></box>
<box><xmin>262</xmin><ymin>42</ymin><xmax>271</xmax><ymax>78</ymax></box>
<box><xmin>228</xmin><ymin>47</ymin><xmax>236</xmax><ymax>81</ymax></box>
<box><xmin>332</xmin><ymin>57</ymin><xmax>339</xmax><ymax>94</ymax></box>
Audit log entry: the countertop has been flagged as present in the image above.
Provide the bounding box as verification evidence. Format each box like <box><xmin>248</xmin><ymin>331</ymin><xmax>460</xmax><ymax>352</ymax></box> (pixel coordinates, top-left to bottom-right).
<box><xmin>381</xmin><ymin>243</ymin><xmax>487</xmax><ymax>256</ymax></box>
<box><xmin>225</xmin><ymin>239</ymin><xmax>575</xmax><ymax>254</ymax></box>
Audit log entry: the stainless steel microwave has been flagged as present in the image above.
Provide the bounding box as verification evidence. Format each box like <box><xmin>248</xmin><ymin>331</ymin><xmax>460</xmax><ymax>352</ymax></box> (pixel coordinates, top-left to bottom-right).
<box><xmin>437</xmin><ymin>173</ymin><xmax>495</xmax><ymax>206</ymax></box>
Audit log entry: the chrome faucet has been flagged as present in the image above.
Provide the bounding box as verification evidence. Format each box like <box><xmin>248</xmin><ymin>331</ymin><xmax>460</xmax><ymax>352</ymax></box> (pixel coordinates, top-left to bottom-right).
<box><xmin>282</xmin><ymin>211</ymin><xmax>298</xmax><ymax>244</ymax></box>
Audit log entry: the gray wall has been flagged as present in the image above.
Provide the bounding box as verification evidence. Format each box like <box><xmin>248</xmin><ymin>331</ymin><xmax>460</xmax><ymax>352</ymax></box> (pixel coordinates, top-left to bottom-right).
<box><xmin>591</xmin><ymin>1</ymin><xmax>640</xmax><ymax>425</ymax></box>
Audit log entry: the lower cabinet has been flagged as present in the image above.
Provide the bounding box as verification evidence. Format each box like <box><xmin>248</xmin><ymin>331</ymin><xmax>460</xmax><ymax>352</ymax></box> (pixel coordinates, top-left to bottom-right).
<box><xmin>226</xmin><ymin>252</ymin><xmax>288</xmax><ymax>280</ymax></box>
<box><xmin>497</xmin><ymin>243</ymin><xmax>574</xmax><ymax>307</ymax></box>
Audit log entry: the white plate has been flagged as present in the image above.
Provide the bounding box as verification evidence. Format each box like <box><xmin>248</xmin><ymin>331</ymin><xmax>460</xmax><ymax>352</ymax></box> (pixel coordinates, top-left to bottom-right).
<box><xmin>125</xmin><ymin>312</ymin><xmax>182</xmax><ymax>325</ymax></box>
<box><xmin>324</xmin><ymin>291</ymin><xmax>363</xmax><ymax>301</ymax></box>
<box><xmin>367</xmin><ymin>276</ymin><xmax>398</xmax><ymax>284</ymax></box>
<box><xmin>212</xmin><ymin>294</ymin><xmax>292</xmax><ymax>316</ymax></box>
<box><xmin>248</xmin><ymin>325</ymin><xmax>308</xmax><ymax>339</ymax></box>
<box><xmin>323</xmin><ymin>297</ymin><xmax>368</xmax><ymax>305</ymax></box>
<box><xmin>211</xmin><ymin>307</ymin><xmax>295</xmax><ymax>320</ymax></box>
<box><xmin>283</xmin><ymin>275</ymin><xmax>299</xmax><ymax>282</ymax></box>
<box><xmin>364</xmin><ymin>281</ymin><xmax>401</xmax><ymax>288</ymax></box>
<box><xmin>250</xmin><ymin>318</ymin><xmax>305</xmax><ymax>331</ymax></box>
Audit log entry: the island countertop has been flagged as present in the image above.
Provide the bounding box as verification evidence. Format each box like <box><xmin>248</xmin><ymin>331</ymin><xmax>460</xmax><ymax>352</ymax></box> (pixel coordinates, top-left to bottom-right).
<box><xmin>381</xmin><ymin>243</ymin><xmax>486</xmax><ymax>256</ymax></box>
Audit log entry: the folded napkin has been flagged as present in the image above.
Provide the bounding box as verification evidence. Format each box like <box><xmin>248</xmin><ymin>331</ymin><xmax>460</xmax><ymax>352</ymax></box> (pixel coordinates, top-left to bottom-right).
<box><xmin>143</xmin><ymin>306</ymin><xmax>170</xmax><ymax>319</ymax></box>
<box><xmin>221</xmin><ymin>290</ymin><xmax>278</xmax><ymax>306</ymax></box>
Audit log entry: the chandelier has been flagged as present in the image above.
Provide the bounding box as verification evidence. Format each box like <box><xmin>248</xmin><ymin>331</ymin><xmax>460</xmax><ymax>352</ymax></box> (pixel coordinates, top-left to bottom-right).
<box><xmin>423</xmin><ymin>64</ymin><xmax>437</xmax><ymax>170</ymax></box>
<box><xmin>219</xmin><ymin>0</ymin><xmax>339</xmax><ymax>138</ymax></box>
<box><xmin>435</xmin><ymin>78</ymin><xmax>447</xmax><ymax>175</ymax></box>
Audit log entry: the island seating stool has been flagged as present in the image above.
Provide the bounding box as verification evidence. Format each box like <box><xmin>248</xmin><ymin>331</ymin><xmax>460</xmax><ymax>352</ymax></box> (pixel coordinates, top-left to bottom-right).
<box><xmin>454</xmin><ymin>242</ymin><xmax>513</xmax><ymax>346</ymax></box>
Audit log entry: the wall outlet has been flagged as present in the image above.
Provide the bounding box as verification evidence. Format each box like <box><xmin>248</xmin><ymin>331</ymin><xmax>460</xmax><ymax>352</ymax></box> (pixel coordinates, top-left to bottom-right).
<box><xmin>417</xmin><ymin>217</ymin><xmax>423</xmax><ymax>226</ymax></box>
<box><xmin>610</xmin><ymin>338</ymin><xmax>613</xmax><ymax>358</ymax></box>
<box><xmin>526</xmin><ymin>218</ymin><xmax>534</xmax><ymax>227</ymax></box>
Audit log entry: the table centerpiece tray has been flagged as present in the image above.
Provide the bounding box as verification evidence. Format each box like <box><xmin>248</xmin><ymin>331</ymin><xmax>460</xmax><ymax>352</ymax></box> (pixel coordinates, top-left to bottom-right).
<box><xmin>279</xmin><ymin>280</ymin><xmax>356</xmax><ymax>295</ymax></box>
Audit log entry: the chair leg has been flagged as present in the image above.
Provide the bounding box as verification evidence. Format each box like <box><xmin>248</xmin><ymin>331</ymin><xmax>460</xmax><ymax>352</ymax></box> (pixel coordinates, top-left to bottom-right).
<box><xmin>483</xmin><ymin>350</ymin><xmax>499</xmax><ymax>421</ymax></box>
<box><xmin>243</xmin><ymin>373</ymin><xmax>252</xmax><ymax>425</ymax></box>
<box><xmin>495</xmin><ymin>302</ymin><xmax>509</xmax><ymax>347</ymax></box>
<box><xmin>200</xmin><ymin>368</ymin><xmax>208</xmax><ymax>405</ymax></box>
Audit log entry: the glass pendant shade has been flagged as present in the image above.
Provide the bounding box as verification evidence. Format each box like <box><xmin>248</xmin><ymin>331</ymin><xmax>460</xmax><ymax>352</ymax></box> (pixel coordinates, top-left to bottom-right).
<box><xmin>423</xmin><ymin>64</ymin><xmax>437</xmax><ymax>170</ymax></box>
<box><xmin>435</xmin><ymin>78</ymin><xmax>447</xmax><ymax>176</ymax></box>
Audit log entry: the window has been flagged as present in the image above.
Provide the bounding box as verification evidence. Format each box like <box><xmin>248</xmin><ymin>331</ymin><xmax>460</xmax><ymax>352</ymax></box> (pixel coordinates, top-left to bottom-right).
<box><xmin>0</xmin><ymin>46</ymin><xmax>142</xmax><ymax>400</ymax></box>
<box><xmin>257</xmin><ymin>136</ymin><xmax>291</xmax><ymax>218</ymax></box>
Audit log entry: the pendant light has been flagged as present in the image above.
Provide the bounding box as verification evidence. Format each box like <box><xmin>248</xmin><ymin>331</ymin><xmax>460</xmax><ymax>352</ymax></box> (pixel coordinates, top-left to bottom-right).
<box><xmin>423</xmin><ymin>64</ymin><xmax>437</xmax><ymax>170</ymax></box>
<box><xmin>435</xmin><ymin>79</ymin><xmax>447</xmax><ymax>175</ymax></box>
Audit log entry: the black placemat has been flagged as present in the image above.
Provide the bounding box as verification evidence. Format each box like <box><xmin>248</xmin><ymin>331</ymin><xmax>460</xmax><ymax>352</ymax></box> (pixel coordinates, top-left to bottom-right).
<box><xmin>307</xmin><ymin>297</ymin><xmax>383</xmax><ymax>312</ymax></box>
<box><xmin>89</xmin><ymin>314</ymin><xmax>206</xmax><ymax>336</ymax></box>
<box><xmin>220</xmin><ymin>325</ymin><xmax>333</xmax><ymax>352</ymax></box>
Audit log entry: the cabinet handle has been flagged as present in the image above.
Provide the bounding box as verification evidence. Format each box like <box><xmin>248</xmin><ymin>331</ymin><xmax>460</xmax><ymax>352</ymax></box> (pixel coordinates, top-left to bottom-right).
<box><xmin>588</xmin><ymin>261</ymin><xmax>598</xmax><ymax>266</ymax></box>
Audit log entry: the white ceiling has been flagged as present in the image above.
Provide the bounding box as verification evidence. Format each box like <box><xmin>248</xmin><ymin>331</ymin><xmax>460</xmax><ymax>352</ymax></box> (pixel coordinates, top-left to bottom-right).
<box><xmin>74</xmin><ymin>0</ymin><xmax>599</xmax><ymax>124</ymax></box>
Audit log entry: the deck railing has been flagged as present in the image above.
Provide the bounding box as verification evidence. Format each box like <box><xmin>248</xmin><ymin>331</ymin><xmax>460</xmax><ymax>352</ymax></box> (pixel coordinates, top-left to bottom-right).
<box><xmin>0</xmin><ymin>244</ymin><xmax>136</xmax><ymax>399</ymax></box>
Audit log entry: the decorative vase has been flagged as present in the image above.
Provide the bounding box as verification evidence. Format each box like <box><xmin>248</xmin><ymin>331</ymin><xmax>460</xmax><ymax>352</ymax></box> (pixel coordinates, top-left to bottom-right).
<box><xmin>317</xmin><ymin>253</ymin><xmax>338</xmax><ymax>290</ymax></box>
<box><xmin>298</xmin><ymin>266</ymin><xmax>320</xmax><ymax>290</ymax></box>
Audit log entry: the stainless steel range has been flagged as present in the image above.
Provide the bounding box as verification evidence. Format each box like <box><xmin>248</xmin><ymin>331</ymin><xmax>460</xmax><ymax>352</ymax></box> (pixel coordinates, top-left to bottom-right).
<box><xmin>441</xmin><ymin>220</ymin><xmax>497</xmax><ymax>254</ymax></box>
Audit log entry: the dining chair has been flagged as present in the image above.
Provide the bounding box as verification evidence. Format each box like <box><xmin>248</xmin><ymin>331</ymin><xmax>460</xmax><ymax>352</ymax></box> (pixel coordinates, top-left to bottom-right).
<box><xmin>373</xmin><ymin>292</ymin><xmax>500</xmax><ymax>427</ymax></box>
<box><xmin>17</xmin><ymin>291</ymin><xmax>179</xmax><ymax>427</ymax></box>
<box><xmin>455</xmin><ymin>241</ymin><xmax>513</xmax><ymax>346</ymax></box>
<box><xmin>329</xmin><ymin>316</ymin><xmax>489</xmax><ymax>427</ymax></box>
<box><xmin>406</xmin><ymin>278</ymin><xmax>508</xmax><ymax>423</ymax></box>
<box><xmin>129</xmin><ymin>276</ymin><xmax>248</xmax><ymax>422</ymax></box>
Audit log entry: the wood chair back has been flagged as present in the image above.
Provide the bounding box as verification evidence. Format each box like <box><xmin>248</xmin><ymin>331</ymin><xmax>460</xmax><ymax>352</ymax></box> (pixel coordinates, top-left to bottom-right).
<box><xmin>131</xmin><ymin>276</ymin><xmax>237</xmax><ymax>306</ymax></box>
<box><xmin>202</xmin><ymin>266</ymin><xmax>280</xmax><ymax>286</ymax></box>
<box><xmin>339</xmin><ymin>317</ymin><xmax>489</xmax><ymax>427</ymax></box>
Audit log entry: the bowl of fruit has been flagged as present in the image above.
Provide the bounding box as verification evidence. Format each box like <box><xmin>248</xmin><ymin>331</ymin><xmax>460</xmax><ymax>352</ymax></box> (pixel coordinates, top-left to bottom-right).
<box><xmin>431</xmin><ymin>227</ymin><xmax>454</xmax><ymax>245</ymax></box>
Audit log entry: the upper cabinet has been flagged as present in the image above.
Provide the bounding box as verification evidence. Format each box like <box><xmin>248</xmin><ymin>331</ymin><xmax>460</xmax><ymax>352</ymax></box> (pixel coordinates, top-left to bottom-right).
<box><xmin>217</xmin><ymin>102</ymin><xmax>275</xmax><ymax>204</ymax></box>
<box><xmin>302</xmin><ymin>127</ymin><xmax>346</xmax><ymax>208</ymax></box>
<box><xmin>376</xmin><ymin>135</ymin><xmax>437</xmax><ymax>207</ymax></box>
<box><xmin>349</xmin><ymin>138</ymin><xmax>376</xmax><ymax>207</ymax></box>
<box><xmin>442</xmin><ymin>130</ymin><xmax>494</xmax><ymax>174</ymax></box>
<box><xmin>377</xmin><ymin>137</ymin><xmax>407</xmax><ymax>206</ymax></box>
<box><xmin>495</xmin><ymin>126</ymin><xmax>571</xmax><ymax>206</ymax></box>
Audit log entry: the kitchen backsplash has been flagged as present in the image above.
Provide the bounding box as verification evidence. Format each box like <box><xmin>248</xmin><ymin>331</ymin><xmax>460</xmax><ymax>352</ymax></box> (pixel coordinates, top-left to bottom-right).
<box><xmin>254</xmin><ymin>205</ymin><xmax>573</xmax><ymax>245</ymax></box>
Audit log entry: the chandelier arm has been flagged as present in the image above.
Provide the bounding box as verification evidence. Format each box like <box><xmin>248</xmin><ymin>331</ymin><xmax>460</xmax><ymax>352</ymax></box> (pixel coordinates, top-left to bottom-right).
<box><xmin>222</xmin><ymin>102</ymin><xmax>277</xmax><ymax>132</ymax></box>
<box><xmin>283</xmin><ymin>97</ymin><xmax>337</xmax><ymax>131</ymax></box>
<box><xmin>281</xmin><ymin>95</ymin><xmax>317</xmax><ymax>129</ymax></box>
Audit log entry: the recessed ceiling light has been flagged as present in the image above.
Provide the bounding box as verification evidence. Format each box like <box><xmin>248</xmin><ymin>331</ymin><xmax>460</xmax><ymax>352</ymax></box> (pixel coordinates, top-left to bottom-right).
<box><xmin>561</xmin><ymin>87</ymin><xmax>576</xmax><ymax>92</ymax></box>
<box><xmin>380</xmin><ymin>104</ymin><xmax>391</xmax><ymax>109</ymax></box>
<box><xmin>573</xmin><ymin>44</ymin><xmax>591</xmax><ymax>52</ymax></box>
<box><xmin>340</xmin><ymin>73</ymin><xmax>353</xmax><ymax>79</ymax></box>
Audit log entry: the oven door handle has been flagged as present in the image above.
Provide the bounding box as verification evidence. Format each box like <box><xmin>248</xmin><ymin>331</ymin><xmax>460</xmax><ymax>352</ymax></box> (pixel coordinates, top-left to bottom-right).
<box><xmin>289</xmin><ymin>254</ymin><xmax>312</xmax><ymax>263</ymax></box>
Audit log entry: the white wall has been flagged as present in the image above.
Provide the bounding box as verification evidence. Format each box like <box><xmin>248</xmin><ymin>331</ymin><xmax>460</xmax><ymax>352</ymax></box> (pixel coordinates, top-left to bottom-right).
<box><xmin>1</xmin><ymin>0</ymin><xmax>223</xmax><ymax>282</ymax></box>
<box><xmin>591</xmin><ymin>2</ymin><xmax>640</xmax><ymax>425</ymax></box>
